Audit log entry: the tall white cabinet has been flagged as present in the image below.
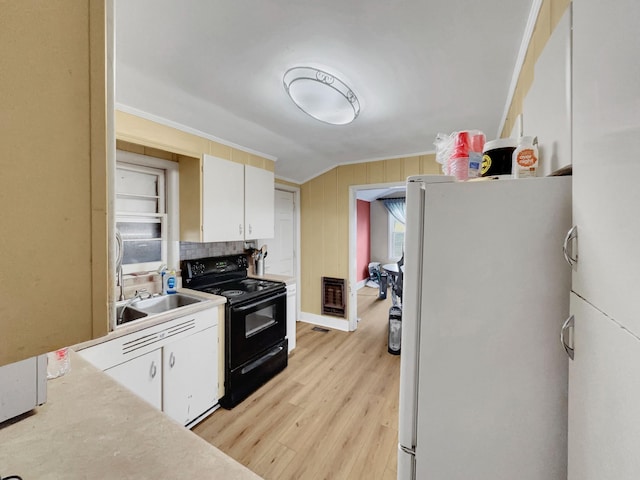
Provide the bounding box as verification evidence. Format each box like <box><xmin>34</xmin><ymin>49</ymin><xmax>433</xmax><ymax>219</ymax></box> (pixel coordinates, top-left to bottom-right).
<box><xmin>567</xmin><ymin>293</ymin><xmax>640</xmax><ymax>480</ymax></box>
<box><xmin>568</xmin><ymin>0</ymin><xmax>640</xmax><ymax>478</ymax></box>
<box><xmin>244</xmin><ymin>165</ymin><xmax>275</xmax><ymax>240</ymax></box>
<box><xmin>202</xmin><ymin>155</ymin><xmax>245</xmax><ymax>242</ymax></box>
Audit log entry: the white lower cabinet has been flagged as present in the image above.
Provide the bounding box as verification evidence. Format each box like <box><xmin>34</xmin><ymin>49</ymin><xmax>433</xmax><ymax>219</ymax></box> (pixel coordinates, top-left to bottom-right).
<box><xmin>163</xmin><ymin>326</ymin><xmax>218</xmax><ymax>426</ymax></box>
<box><xmin>105</xmin><ymin>349</ymin><xmax>162</xmax><ymax>410</ymax></box>
<box><xmin>568</xmin><ymin>293</ymin><xmax>640</xmax><ymax>480</ymax></box>
<box><xmin>286</xmin><ymin>283</ymin><xmax>296</xmax><ymax>353</ymax></box>
<box><xmin>78</xmin><ymin>306</ymin><xmax>219</xmax><ymax>427</ymax></box>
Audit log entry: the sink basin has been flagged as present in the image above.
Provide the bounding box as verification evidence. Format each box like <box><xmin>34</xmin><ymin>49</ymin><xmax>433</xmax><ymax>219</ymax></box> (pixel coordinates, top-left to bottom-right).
<box><xmin>131</xmin><ymin>293</ymin><xmax>204</xmax><ymax>315</ymax></box>
<box><xmin>116</xmin><ymin>305</ymin><xmax>148</xmax><ymax>325</ymax></box>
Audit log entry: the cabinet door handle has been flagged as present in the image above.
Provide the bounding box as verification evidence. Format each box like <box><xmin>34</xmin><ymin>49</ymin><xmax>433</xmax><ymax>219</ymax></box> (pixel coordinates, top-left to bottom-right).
<box><xmin>249</xmin><ymin>224</ymin><xmax>252</xmax><ymax>235</ymax></box>
<box><xmin>563</xmin><ymin>225</ymin><xmax>578</xmax><ymax>266</ymax></box>
<box><xmin>560</xmin><ymin>315</ymin><xmax>575</xmax><ymax>360</ymax></box>
<box><xmin>150</xmin><ymin>361</ymin><xmax>157</xmax><ymax>379</ymax></box>
<box><xmin>169</xmin><ymin>352</ymin><xmax>176</xmax><ymax>368</ymax></box>
<box><xmin>239</xmin><ymin>223</ymin><xmax>243</xmax><ymax>235</ymax></box>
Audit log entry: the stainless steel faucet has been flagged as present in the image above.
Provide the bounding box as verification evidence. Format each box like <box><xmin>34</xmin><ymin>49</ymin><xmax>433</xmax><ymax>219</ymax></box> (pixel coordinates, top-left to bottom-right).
<box><xmin>118</xmin><ymin>289</ymin><xmax>153</xmax><ymax>324</ymax></box>
<box><xmin>116</xmin><ymin>229</ymin><xmax>125</xmax><ymax>301</ymax></box>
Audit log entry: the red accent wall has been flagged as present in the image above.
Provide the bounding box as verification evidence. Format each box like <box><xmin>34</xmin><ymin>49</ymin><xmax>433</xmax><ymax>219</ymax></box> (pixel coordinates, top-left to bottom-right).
<box><xmin>356</xmin><ymin>200</ymin><xmax>371</xmax><ymax>282</ymax></box>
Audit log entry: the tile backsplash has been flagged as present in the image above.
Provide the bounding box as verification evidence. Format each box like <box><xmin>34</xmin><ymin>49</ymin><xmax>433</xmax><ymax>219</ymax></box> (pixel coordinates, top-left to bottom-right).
<box><xmin>117</xmin><ymin>242</ymin><xmax>248</xmax><ymax>300</ymax></box>
<box><xmin>179</xmin><ymin>241</ymin><xmax>247</xmax><ymax>261</ymax></box>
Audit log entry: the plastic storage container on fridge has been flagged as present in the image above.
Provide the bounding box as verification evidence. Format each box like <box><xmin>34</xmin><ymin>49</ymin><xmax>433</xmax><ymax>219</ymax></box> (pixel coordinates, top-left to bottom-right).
<box><xmin>481</xmin><ymin>138</ymin><xmax>517</xmax><ymax>176</ymax></box>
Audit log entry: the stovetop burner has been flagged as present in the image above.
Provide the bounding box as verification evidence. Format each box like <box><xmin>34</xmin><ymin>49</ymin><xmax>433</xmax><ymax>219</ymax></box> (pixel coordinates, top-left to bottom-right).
<box><xmin>222</xmin><ymin>290</ymin><xmax>245</xmax><ymax>297</ymax></box>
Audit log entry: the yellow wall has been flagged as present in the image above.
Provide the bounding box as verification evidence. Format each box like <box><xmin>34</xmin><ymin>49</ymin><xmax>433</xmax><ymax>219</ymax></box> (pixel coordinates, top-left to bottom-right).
<box><xmin>115</xmin><ymin>111</ymin><xmax>275</xmax><ymax>172</ymax></box>
<box><xmin>1</xmin><ymin>0</ymin><xmax>109</xmax><ymax>365</ymax></box>
<box><xmin>275</xmin><ymin>178</ymin><xmax>301</xmax><ymax>189</ymax></box>
<box><xmin>501</xmin><ymin>0</ymin><xmax>572</xmax><ymax>137</ymax></box>
<box><xmin>298</xmin><ymin>0</ymin><xmax>573</xmax><ymax>317</ymax></box>
<box><xmin>300</xmin><ymin>155</ymin><xmax>440</xmax><ymax>315</ymax></box>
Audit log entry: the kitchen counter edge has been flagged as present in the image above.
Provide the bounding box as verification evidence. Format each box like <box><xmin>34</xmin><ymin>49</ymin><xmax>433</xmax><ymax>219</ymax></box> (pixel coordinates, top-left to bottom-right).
<box><xmin>73</xmin><ymin>288</ymin><xmax>226</xmax><ymax>352</ymax></box>
<box><xmin>0</xmin><ymin>350</ymin><xmax>262</xmax><ymax>480</ymax></box>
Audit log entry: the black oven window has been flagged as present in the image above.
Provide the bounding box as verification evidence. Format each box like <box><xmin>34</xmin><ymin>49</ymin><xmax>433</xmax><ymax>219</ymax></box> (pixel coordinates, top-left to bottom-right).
<box><xmin>245</xmin><ymin>305</ymin><xmax>277</xmax><ymax>338</ymax></box>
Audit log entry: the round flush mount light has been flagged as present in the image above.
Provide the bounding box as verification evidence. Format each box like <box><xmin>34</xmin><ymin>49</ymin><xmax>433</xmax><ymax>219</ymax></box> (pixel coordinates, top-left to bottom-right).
<box><xmin>283</xmin><ymin>66</ymin><xmax>360</xmax><ymax>125</ymax></box>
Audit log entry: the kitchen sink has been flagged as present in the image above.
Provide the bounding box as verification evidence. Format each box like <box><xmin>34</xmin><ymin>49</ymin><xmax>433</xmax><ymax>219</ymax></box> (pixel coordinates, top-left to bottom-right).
<box><xmin>116</xmin><ymin>305</ymin><xmax>148</xmax><ymax>325</ymax></box>
<box><xmin>130</xmin><ymin>293</ymin><xmax>204</xmax><ymax>315</ymax></box>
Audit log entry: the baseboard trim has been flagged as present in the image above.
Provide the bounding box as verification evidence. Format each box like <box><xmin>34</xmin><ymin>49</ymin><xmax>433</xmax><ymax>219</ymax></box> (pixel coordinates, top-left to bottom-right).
<box><xmin>356</xmin><ymin>279</ymin><xmax>367</xmax><ymax>290</ymax></box>
<box><xmin>299</xmin><ymin>312</ymin><xmax>349</xmax><ymax>332</ymax></box>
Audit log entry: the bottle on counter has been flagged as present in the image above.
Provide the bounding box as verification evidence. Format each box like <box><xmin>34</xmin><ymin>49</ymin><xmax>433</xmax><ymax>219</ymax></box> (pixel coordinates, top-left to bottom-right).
<box><xmin>512</xmin><ymin>136</ymin><xmax>539</xmax><ymax>178</ymax></box>
<box><xmin>166</xmin><ymin>270</ymin><xmax>177</xmax><ymax>294</ymax></box>
<box><xmin>158</xmin><ymin>264</ymin><xmax>168</xmax><ymax>295</ymax></box>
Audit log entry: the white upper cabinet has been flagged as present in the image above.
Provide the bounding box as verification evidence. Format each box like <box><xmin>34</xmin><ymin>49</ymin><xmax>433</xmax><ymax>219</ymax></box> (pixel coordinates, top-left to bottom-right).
<box><xmin>244</xmin><ymin>164</ymin><xmax>275</xmax><ymax>240</ymax></box>
<box><xmin>571</xmin><ymin>0</ymin><xmax>640</xmax><ymax>335</ymax></box>
<box><xmin>202</xmin><ymin>155</ymin><xmax>245</xmax><ymax>242</ymax></box>
<box><xmin>199</xmin><ymin>155</ymin><xmax>274</xmax><ymax>242</ymax></box>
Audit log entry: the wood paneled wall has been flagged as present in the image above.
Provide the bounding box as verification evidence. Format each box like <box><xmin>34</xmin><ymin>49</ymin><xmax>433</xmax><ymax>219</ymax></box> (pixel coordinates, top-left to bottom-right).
<box><xmin>1</xmin><ymin>0</ymin><xmax>109</xmax><ymax>365</ymax></box>
<box><xmin>501</xmin><ymin>0</ymin><xmax>572</xmax><ymax>137</ymax></box>
<box><xmin>300</xmin><ymin>155</ymin><xmax>440</xmax><ymax>315</ymax></box>
<box><xmin>299</xmin><ymin>0</ymin><xmax>573</xmax><ymax>317</ymax></box>
<box><xmin>115</xmin><ymin>111</ymin><xmax>275</xmax><ymax>172</ymax></box>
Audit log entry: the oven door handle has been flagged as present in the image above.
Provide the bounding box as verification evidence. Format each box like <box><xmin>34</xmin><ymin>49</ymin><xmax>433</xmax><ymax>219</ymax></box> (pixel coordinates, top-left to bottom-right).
<box><xmin>233</xmin><ymin>291</ymin><xmax>286</xmax><ymax>312</ymax></box>
<box><xmin>241</xmin><ymin>345</ymin><xmax>285</xmax><ymax>375</ymax></box>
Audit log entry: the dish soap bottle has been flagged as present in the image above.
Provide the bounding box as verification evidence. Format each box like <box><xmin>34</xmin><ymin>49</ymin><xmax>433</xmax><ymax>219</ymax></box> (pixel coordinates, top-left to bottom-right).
<box><xmin>512</xmin><ymin>136</ymin><xmax>539</xmax><ymax>178</ymax></box>
<box><xmin>157</xmin><ymin>264</ymin><xmax>167</xmax><ymax>295</ymax></box>
<box><xmin>166</xmin><ymin>269</ymin><xmax>177</xmax><ymax>294</ymax></box>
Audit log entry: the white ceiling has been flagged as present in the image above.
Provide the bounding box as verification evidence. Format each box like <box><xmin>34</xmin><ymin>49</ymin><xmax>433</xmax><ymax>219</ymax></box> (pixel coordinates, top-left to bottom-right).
<box><xmin>115</xmin><ymin>0</ymin><xmax>533</xmax><ymax>184</ymax></box>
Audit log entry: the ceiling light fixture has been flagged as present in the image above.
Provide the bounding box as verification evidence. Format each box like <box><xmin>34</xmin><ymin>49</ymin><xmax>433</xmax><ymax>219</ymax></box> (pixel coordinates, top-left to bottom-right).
<box><xmin>283</xmin><ymin>66</ymin><xmax>360</xmax><ymax>125</ymax></box>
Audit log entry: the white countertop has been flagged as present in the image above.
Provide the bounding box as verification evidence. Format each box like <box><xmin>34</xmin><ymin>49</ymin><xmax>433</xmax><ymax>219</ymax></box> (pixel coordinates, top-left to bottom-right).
<box><xmin>249</xmin><ymin>273</ymin><xmax>296</xmax><ymax>285</ymax></box>
<box><xmin>0</xmin><ymin>351</ymin><xmax>262</xmax><ymax>480</ymax></box>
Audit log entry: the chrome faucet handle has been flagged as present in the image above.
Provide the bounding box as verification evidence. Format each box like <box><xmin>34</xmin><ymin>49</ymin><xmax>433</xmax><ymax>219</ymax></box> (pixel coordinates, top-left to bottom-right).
<box><xmin>134</xmin><ymin>288</ymin><xmax>152</xmax><ymax>300</ymax></box>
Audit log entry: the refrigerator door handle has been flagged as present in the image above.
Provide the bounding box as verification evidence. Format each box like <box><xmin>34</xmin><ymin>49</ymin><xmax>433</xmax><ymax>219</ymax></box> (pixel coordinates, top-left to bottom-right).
<box><xmin>561</xmin><ymin>314</ymin><xmax>575</xmax><ymax>360</ymax></box>
<box><xmin>399</xmin><ymin>443</ymin><xmax>415</xmax><ymax>456</ymax></box>
<box><xmin>563</xmin><ymin>225</ymin><xmax>578</xmax><ymax>266</ymax></box>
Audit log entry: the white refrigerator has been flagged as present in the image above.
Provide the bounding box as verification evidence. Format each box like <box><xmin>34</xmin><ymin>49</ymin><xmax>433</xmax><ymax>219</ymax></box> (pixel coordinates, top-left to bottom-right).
<box><xmin>398</xmin><ymin>175</ymin><xmax>571</xmax><ymax>480</ymax></box>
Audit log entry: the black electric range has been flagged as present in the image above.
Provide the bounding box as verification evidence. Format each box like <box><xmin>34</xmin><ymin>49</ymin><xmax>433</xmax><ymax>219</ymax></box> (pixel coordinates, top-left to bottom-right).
<box><xmin>181</xmin><ymin>255</ymin><xmax>286</xmax><ymax>305</ymax></box>
<box><xmin>180</xmin><ymin>254</ymin><xmax>288</xmax><ymax>408</ymax></box>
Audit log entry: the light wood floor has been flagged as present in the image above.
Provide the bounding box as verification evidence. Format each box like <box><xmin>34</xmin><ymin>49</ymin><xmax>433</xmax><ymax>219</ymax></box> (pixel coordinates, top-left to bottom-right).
<box><xmin>193</xmin><ymin>288</ymin><xmax>400</xmax><ymax>480</ymax></box>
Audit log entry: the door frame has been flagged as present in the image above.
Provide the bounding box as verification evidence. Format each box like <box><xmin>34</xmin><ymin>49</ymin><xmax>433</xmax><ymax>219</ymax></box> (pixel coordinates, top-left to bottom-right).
<box><xmin>274</xmin><ymin>183</ymin><xmax>301</xmax><ymax>323</ymax></box>
<box><xmin>348</xmin><ymin>181</ymin><xmax>404</xmax><ymax>331</ymax></box>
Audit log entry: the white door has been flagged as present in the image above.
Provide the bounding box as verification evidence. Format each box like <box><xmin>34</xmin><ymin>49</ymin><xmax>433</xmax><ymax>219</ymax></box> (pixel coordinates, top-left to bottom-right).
<box><xmin>202</xmin><ymin>154</ymin><xmax>244</xmax><ymax>242</ymax></box>
<box><xmin>244</xmin><ymin>165</ymin><xmax>275</xmax><ymax>240</ymax></box>
<box><xmin>568</xmin><ymin>292</ymin><xmax>640</xmax><ymax>480</ymax></box>
<box><xmin>163</xmin><ymin>327</ymin><xmax>218</xmax><ymax>426</ymax></box>
<box><xmin>105</xmin><ymin>349</ymin><xmax>162</xmax><ymax>410</ymax></box>
<box><xmin>571</xmin><ymin>0</ymin><xmax>640</xmax><ymax>336</ymax></box>
<box><xmin>266</xmin><ymin>189</ymin><xmax>295</xmax><ymax>276</ymax></box>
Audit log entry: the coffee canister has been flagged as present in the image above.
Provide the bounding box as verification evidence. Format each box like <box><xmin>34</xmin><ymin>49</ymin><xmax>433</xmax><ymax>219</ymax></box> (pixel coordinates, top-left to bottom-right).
<box><xmin>481</xmin><ymin>138</ymin><xmax>517</xmax><ymax>177</ymax></box>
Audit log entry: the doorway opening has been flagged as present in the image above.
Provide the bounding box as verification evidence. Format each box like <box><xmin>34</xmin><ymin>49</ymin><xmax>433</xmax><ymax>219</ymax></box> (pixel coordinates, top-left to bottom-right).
<box><xmin>348</xmin><ymin>182</ymin><xmax>406</xmax><ymax>330</ymax></box>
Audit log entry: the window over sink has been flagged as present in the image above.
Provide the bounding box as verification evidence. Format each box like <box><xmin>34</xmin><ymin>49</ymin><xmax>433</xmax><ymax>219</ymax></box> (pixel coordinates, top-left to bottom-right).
<box><xmin>116</xmin><ymin>150</ymin><xmax>179</xmax><ymax>274</ymax></box>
